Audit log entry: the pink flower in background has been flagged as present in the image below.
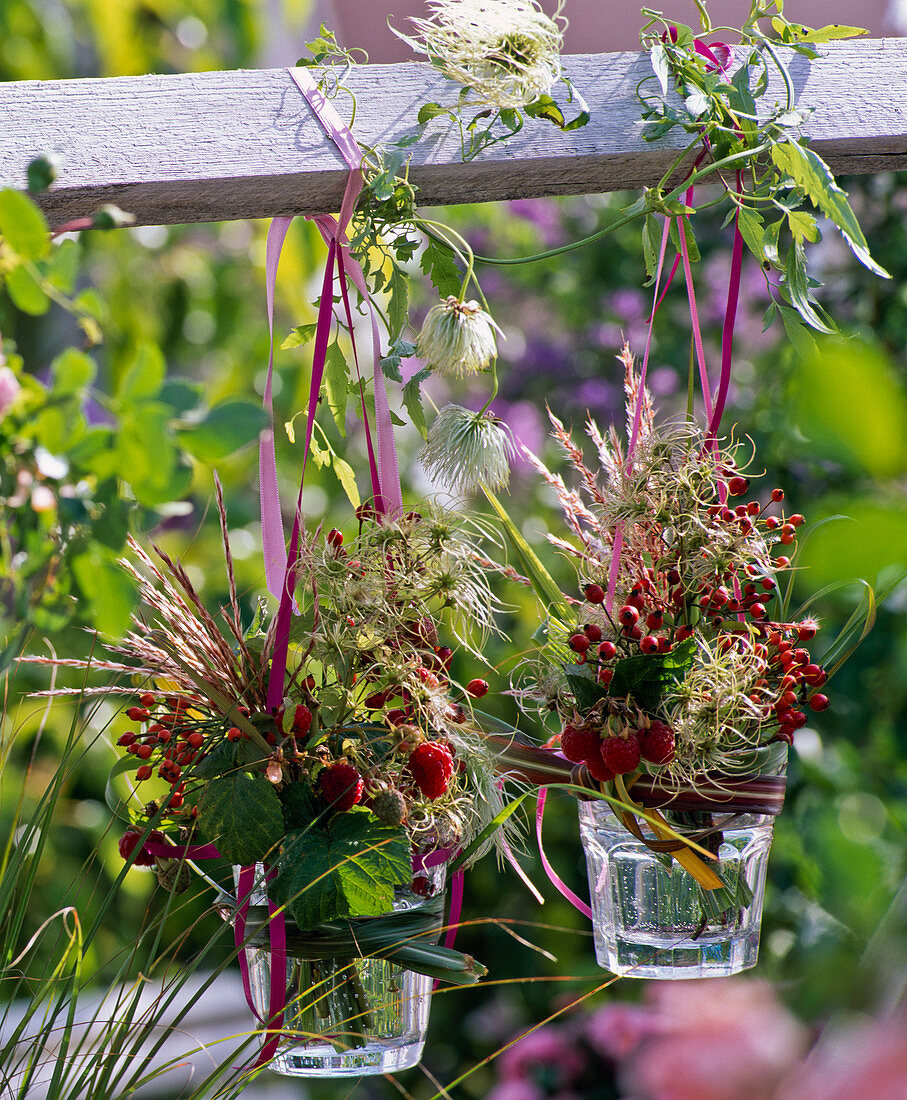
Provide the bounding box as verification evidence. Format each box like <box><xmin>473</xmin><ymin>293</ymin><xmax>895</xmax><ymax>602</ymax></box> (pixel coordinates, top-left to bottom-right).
<box><xmin>0</xmin><ymin>366</ymin><xmax>21</xmax><ymax>417</ymax></box>
<box><xmin>775</xmin><ymin>1009</ymin><xmax>907</xmax><ymax>1100</ymax></box>
<box><xmin>498</xmin><ymin>1025</ymin><xmax>586</xmax><ymax>1085</ymax></box>
<box><xmin>487</xmin><ymin>1080</ymin><xmax>546</xmax><ymax>1100</ymax></box>
<box><xmin>620</xmin><ymin>979</ymin><xmax>808</xmax><ymax>1100</ymax></box>
<box><xmin>585</xmin><ymin>1002</ymin><xmax>658</xmax><ymax>1061</ymax></box>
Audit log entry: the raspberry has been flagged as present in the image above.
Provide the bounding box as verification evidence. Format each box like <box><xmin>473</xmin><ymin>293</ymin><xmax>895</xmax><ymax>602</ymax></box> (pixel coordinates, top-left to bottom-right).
<box><xmin>584</xmin><ymin>752</ymin><xmax>615</xmax><ymax>783</ymax></box>
<box><xmin>638</xmin><ymin>721</ymin><xmax>675</xmax><ymax>765</ymax></box>
<box><xmin>372</xmin><ymin>789</ymin><xmax>408</xmax><ymax>827</ymax></box>
<box><xmin>292</xmin><ymin>704</ymin><xmax>313</xmax><ymax>735</ymax></box>
<box><xmin>560</xmin><ymin>723</ymin><xmax>600</xmax><ymax>763</ymax></box>
<box><xmin>406</xmin><ymin>742</ymin><xmax>454</xmax><ymax>800</ymax></box>
<box><xmin>319</xmin><ymin>762</ymin><xmax>363</xmax><ymax>813</ymax></box>
<box><xmin>118</xmin><ymin>829</ymin><xmax>164</xmax><ymax>866</ymax></box>
<box><xmin>602</xmin><ymin>734</ymin><xmax>641</xmax><ymax>775</ymax></box>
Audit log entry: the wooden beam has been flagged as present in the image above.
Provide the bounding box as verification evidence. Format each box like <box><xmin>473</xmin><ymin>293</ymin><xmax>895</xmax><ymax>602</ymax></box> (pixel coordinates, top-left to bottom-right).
<box><xmin>1</xmin><ymin>39</ymin><xmax>905</xmax><ymax>227</ymax></box>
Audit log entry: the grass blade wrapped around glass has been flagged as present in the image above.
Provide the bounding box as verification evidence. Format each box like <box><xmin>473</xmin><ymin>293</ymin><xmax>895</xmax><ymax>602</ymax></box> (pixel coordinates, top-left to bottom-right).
<box><xmin>45</xmin><ymin>493</ymin><xmax>509</xmax><ymax>1075</ymax></box>
<box><xmin>505</xmin><ymin>347</ymin><xmax>838</xmax><ymax>978</ymax></box>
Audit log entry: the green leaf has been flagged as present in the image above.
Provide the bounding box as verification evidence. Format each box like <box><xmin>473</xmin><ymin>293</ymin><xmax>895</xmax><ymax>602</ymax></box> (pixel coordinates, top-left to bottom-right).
<box><xmin>51</xmin><ymin>348</ymin><xmax>96</xmax><ymax>396</ymax></box>
<box><xmin>379</xmin><ymin>337</ymin><xmax>417</xmax><ymax>383</ymax></box>
<box><xmin>605</xmin><ymin>638</ymin><xmax>697</xmax><ymax>710</ymax></box>
<box><xmin>735</xmin><ymin>206</ymin><xmax>765</xmax><ymax>261</ymax></box>
<box><xmin>402</xmin><ymin>368</ymin><xmax>430</xmax><ymax>440</ymax></box>
<box><xmin>650</xmin><ymin>41</ymin><xmax>670</xmax><ymax>95</ymax></box>
<box><xmin>524</xmin><ymin>95</ymin><xmax>563</xmax><ymax>127</ymax></box>
<box><xmin>176</xmin><ymin>400</ymin><xmax>270</xmax><ymax>462</ymax></box>
<box><xmin>0</xmin><ymin>189</ymin><xmax>49</xmax><ymax>260</ymax></box>
<box><xmin>324</xmin><ymin>342</ymin><xmax>349</xmax><ymax>434</ymax></box>
<box><xmin>417</xmin><ymin>102</ymin><xmax>448</xmax><ymax>124</ymax></box>
<box><xmin>762</xmin><ymin>218</ymin><xmax>782</xmax><ymax>267</ymax></box>
<box><xmin>386</xmin><ymin>262</ymin><xmax>409</xmax><ymax>342</ymax></box>
<box><xmin>73</xmin><ymin>287</ymin><xmax>108</xmax><ymax>321</ymax></box>
<box><xmin>773</xmin><ymin>20</ymin><xmax>867</xmax><ymax>43</ymax></box>
<box><xmin>196</xmin><ymin>771</ymin><xmax>284</xmax><ymax>866</ymax></box>
<box><xmin>281</xmin><ymin>323</ymin><xmax>317</xmax><ymax>350</ymax></box>
<box><xmin>4</xmin><ymin>263</ymin><xmax>49</xmax><ymax>314</ymax></box>
<box><xmin>71</xmin><ymin>546</ymin><xmax>136</xmax><ymax>638</ymax></box>
<box><xmin>642</xmin><ymin>215</ymin><xmax>662</xmax><ymax>283</ymax></box>
<box><xmin>787</xmin><ymin>210</ymin><xmax>819</xmax><ymax>245</ymax></box>
<box><xmin>118</xmin><ymin>342</ymin><xmax>165</xmax><ymax>402</ymax></box>
<box><xmin>770</xmin><ymin>141</ymin><xmax>889</xmax><ymax>277</ymax></box>
<box><xmin>784</xmin><ymin>241</ymin><xmax>835</xmax><ymax>333</ymax></box>
<box><xmin>420</xmin><ymin>237</ymin><xmax>461</xmax><ymax>299</ymax></box>
<box><xmin>271</xmin><ymin>811</ymin><xmax>410</xmax><ymax>927</ymax></box>
<box><xmin>330</xmin><ymin>451</ymin><xmax>361</xmax><ymax>509</ymax></box>
<box><xmin>669</xmin><ymin>216</ymin><xmax>700</xmax><ymax>263</ymax></box>
<box><xmin>778</xmin><ymin>304</ymin><xmax>818</xmax><ymax>358</ymax></box>
<box><xmin>45</xmin><ymin>238</ymin><xmax>81</xmax><ymax>294</ymax></box>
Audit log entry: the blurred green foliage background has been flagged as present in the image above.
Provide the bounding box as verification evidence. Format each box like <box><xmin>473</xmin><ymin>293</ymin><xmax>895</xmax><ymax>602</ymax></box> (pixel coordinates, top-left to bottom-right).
<box><xmin>1</xmin><ymin>3</ymin><xmax>905</xmax><ymax>1097</ymax></box>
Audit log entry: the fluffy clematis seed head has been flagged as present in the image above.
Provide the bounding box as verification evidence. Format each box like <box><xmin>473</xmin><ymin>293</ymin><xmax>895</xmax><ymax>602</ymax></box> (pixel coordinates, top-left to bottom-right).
<box><xmin>421</xmin><ymin>404</ymin><xmax>515</xmax><ymax>494</ymax></box>
<box><xmin>417</xmin><ymin>296</ymin><xmax>502</xmax><ymax>378</ymax></box>
<box><xmin>396</xmin><ymin>0</ymin><xmax>566</xmax><ymax>109</ymax></box>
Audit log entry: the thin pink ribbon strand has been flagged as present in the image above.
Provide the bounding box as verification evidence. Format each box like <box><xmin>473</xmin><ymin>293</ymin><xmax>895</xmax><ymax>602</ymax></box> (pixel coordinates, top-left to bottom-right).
<box><xmin>536</xmin><ymin>789</ymin><xmax>593</xmax><ymax>920</ymax></box>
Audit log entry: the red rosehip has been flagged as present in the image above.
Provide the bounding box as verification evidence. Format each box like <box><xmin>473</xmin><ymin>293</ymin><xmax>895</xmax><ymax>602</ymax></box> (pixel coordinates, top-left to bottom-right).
<box><xmin>118</xmin><ymin>829</ymin><xmax>164</xmax><ymax>866</ymax></box>
<box><xmin>117</xmin><ymin>732</ymin><xmax>137</xmax><ymax>747</ymax></box>
<box><xmin>226</xmin><ymin>726</ymin><xmax>242</xmax><ymax>742</ymax></box>
<box><xmin>808</xmin><ymin>693</ymin><xmax>829</xmax><ymax>711</ymax></box>
<box><xmin>568</xmin><ymin>633</ymin><xmax>591</xmax><ymax>654</ymax></box>
<box><xmin>139</xmin><ymin>692</ymin><xmax>157</xmax><ymax>708</ymax></box>
<box><xmin>466</xmin><ymin>678</ymin><xmax>489</xmax><ymax>698</ymax></box>
<box><xmin>583</xmin><ymin>583</ymin><xmax>605</xmax><ymax>604</ymax></box>
<box><xmin>136</xmin><ymin>765</ymin><xmax>153</xmax><ymax>781</ymax></box>
<box><xmin>583</xmin><ymin>623</ymin><xmax>603</xmax><ymax>643</ymax></box>
<box><xmin>727</xmin><ymin>475</ymin><xmax>750</xmax><ymax>496</ymax></box>
<box><xmin>771</xmin><ymin>488</ymin><xmax>784</xmax><ymax>502</ymax></box>
<box><xmin>640</xmin><ymin>635</ymin><xmax>660</xmax><ymax>654</ymax></box>
<box><xmin>327</xmin><ymin>528</ymin><xmax>344</xmax><ymax>548</ymax></box>
<box><xmin>617</xmin><ymin>605</ymin><xmax>639</xmax><ymax>628</ymax></box>
<box><xmin>126</xmin><ymin>707</ymin><xmax>151</xmax><ymax>722</ymax></box>
<box><xmin>598</xmin><ymin>640</ymin><xmax>617</xmax><ymax>660</ymax></box>
<box><xmin>788</xmin><ymin>513</ymin><xmax>805</xmax><ymax>527</ymax></box>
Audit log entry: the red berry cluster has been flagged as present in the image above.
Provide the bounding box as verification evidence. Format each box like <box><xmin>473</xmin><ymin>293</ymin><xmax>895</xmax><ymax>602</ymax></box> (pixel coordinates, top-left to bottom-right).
<box><xmin>566</xmin><ymin>486</ymin><xmax>829</xmax><ymax>748</ymax></box>
<box><xmin>561</xmin><ymin>717</ymin><xmax>676</xmax><ymax>781</ymax></box>
<box><xmin>117</xmin><ymin>693</ymin><xmax>211</xmax><ymax>811</ymax></box>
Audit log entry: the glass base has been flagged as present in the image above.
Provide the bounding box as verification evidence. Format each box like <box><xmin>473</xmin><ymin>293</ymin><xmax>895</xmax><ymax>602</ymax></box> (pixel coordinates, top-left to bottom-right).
<box><xmin>237</xmin><ymin>866</ymin><xmax>444</xmax><ymax>1077</ymax></box>
<box><xmin>578</xmin><ymin>801</ymin><xmax>774</xmax><ymax>980</ymax></box>
<box><xmin>270</xmin><ymin>1036</ymin><xmax>426</xmax><ymax>1077</ymax></box>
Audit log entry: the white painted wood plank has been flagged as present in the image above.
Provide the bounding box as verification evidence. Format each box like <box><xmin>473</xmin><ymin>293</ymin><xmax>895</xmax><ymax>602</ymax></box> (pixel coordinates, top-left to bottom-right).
<box><xmin>0</xmin><ymin>39</ymin><xmax>904</xmax><ymax>226</ymax></box>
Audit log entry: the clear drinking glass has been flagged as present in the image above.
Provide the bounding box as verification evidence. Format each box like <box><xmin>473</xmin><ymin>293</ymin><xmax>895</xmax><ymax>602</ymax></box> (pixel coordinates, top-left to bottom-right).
<box><xmin>239</xmin><ymin>866</ymin><xmax>445</xmax><ymax>1076</ymax></box>
<box><xmin>578</xmin><ymin>801</ymin><xmax>774</xmax><ymax>979</ymax></box>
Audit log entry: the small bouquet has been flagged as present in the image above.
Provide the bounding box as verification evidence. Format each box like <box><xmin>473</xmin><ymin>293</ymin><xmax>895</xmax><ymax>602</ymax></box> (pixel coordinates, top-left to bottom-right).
<box><xmin>55</xmin><ymin>491</ymin><xmax>508</xmax><ymax>1073</ymax></box>
<box><xmin>507</xmin><ymin>348</ymin><xmax>848</xmax><ymax>978</ymax></box>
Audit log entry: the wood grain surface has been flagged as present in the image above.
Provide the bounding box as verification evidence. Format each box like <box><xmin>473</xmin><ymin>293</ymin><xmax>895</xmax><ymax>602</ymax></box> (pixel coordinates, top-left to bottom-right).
<box><xmin>1</xmin><ymin>40</ymin><xmax>904</xmax><ymax>226</ymax></box>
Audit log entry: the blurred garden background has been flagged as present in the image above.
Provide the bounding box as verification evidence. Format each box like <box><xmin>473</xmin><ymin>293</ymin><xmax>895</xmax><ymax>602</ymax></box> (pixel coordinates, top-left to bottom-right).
<box><xmin>2</xmin><ymin>2</ymin><xmax>906</xmax><ymax>1097</ymax></box>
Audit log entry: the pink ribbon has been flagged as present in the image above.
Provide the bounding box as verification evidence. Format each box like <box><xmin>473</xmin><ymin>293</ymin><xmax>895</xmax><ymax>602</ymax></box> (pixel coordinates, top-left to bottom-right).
<box><xmin>536</xmin><ymin>788</ymin><xmax>593</xmax><ymax>920</ymax></box>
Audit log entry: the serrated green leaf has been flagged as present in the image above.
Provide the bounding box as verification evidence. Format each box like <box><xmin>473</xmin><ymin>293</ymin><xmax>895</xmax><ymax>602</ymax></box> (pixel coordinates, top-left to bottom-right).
<box><xmin>787</xmin><ymin>210</ymin><xmax>819</xmax><ymax>245</ymax></box>
<box><xmin>402</xmin><ymin>369</ymin><xmax>430</xmax><ymax>440</ymax></box>
<box><xmin>386</xmin><ymin>262</ymin><xmax>409</xmax><ymax>342</ymax></box>
<box><xmin>324</xmin><ymin>341</ymin><xmax>349</xmax><ymax>435</ymax></box>
<box><xmin>0</xmin><ymin>189</ymin><xmax>49</xmax><ymax>260</ymax></box>
<box><xmin>735</xmin><ymin>206</ymin><xmax>765</xmax><ymax>261</ymax></box>
<box><xmin>196</xmin><ymin>771</ymin><xmax>284</xmax><ymax>866</ymax></box>
<box><xmin>606</xmin><ymin>638</ymin><xmax>697</xmax><ymax>710</ymax></box>
<box><xmin>380</xmin><ymin>338</ymin><xmax>416</xmax><ymax>383</ymax></box>
<box><xmin>784</xmin><ymin>241</ymin><xmax>835</xmax><ymax>333</ymax></box>
<box><xmin>282</xmin><ymin>323</ymin><xmax>317</xmax><ymax>350</ymax></box>
<box><xmin>770</xmin><ymin>141</ymin><xmax>888</xmax><ymax>277</ymax></box>
<box><xmin>272</xmin><ymin>812</ymin><xmax>410</xmax><ymax>927</ymax></box>
<box><xmin>420</xmin><ymin>237</ymin><xmax>461</xmax><ymax>299</ymax></box>
<box><xmin>4</xmin><ymin>263</ymin><xmax>49</xmax><ymax>314</ymax></box>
